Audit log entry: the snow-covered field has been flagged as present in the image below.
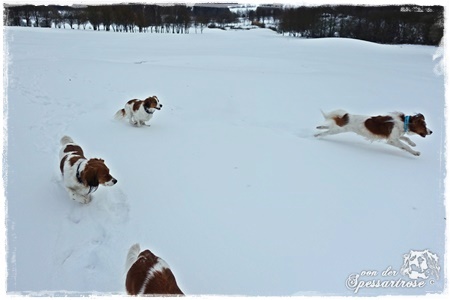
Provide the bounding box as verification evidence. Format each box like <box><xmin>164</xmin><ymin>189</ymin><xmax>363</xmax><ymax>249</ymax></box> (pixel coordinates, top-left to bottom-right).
<box><xmin>3</xmin><ymin>26</ymin><xmax>446</xmax><ymax>296</ymax></box>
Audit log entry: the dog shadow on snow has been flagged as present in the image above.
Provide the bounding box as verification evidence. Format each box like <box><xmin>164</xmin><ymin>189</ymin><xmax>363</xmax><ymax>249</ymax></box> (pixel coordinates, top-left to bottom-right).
<box><xmin>313</xmin><ymin>136</ymin><xmax>418</xmax><ymax>159</ymax></box>
<box><xmin>296</xmin><ymin>128</ymin><xmax>417</xmax><ymax>159</ymax></box>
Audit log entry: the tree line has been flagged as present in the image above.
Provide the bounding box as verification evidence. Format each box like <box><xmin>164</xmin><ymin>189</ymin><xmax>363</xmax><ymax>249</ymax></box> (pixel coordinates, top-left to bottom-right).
<box><xmin>276</xmin><ymin>5</ymin><xmax>443</xmax><ymax>45</ymax></box>
<box><xmin>3</xmin><ymin>4</ymin><xmax>444</xmax><ymax>45</ymax></box>
<box><xmin>3</xmin><ymin>4</ymin><xmax>238</xmax><ymax>33</ymax></box>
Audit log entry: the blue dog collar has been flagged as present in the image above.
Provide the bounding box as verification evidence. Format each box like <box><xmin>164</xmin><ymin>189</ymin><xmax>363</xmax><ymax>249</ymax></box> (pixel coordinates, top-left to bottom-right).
<box><xmin>404</xmin><ymin>115</ymin><xmax>410</xmax><ymax>132</ymax></box>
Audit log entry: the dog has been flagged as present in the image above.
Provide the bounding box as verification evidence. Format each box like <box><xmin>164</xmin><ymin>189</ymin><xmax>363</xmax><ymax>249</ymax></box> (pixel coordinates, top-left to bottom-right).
<box><xmin>314</xmin><ymin>110</ymin><xmax>432</xmax><ymax>156</ymax></box>
<box><xmin>114</xmin><ymin>96</ymin><xmax>162</xmax><ymax>127</ymax></box>
<box><xmin>59</xmin><ymin>136</ymin><xmax>117</xmax><ymax>204</ymax></box>
<box><xmin>125</xmin><ymin>243</ymin><xmax>184</xmax><ymax>296</ymax></box>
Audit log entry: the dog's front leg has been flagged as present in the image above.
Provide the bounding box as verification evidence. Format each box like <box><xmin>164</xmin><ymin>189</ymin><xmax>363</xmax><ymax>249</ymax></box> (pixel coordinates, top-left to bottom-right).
<box><xmin>400</xmin><ymin>136</ymin><xmax>416</xmax><ymax>147</ymax></box>
<box><xmin>129</xmin><ymin>116</ymin><xmax>138</xmax><ymax>127</ymax></box>
<box><xmin>74</xmin><ymin>194</ymin><xmax>91</xmax><ymax>204</ymax></box>
<box><xmin>387</xmin><ymin>139</ymin><xmax>420</xmax><ymax>156</ymax></box>
<box><xmin>314</xmin><ymin>127</ymin><xmax>344</xmax><ymax>138</ymax></box>
<box><xmin>67</xmin><ymin>187</ymin><xmax>92</xmax><ymax>204</ymax></box>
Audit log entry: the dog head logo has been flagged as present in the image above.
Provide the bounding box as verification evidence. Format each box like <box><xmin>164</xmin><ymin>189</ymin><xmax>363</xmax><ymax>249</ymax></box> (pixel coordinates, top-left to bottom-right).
<box><xmin>400</xmin><ymin>250</ymin><xmax>440</xmax><ymax>280</ymax></box>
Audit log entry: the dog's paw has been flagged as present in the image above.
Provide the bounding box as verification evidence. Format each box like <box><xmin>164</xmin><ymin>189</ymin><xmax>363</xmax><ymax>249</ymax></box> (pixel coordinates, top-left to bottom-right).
<box><xmin>83</xmin><ymin>195</ymin><xmax>92</xmax><ymax>204</ymax></box>
<box><xmin>71</xmin><ymin>193</ymin><xmax>91</xmax><ymax>204</ymax></box>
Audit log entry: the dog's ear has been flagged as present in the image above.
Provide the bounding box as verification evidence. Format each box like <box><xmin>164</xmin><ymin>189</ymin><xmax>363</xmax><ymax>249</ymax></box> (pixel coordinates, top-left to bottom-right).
<box><xmin>424</xmin><ymin>251</ymin><xmax>440</xmax><ymax>279</ymax></box>
<box><xmin>83</xmin><ymin>165</ymin><xmax>99</xmax><ymax>187</ymax></box>
<box><xmin>415</xmin><ymin>113</ymin><xmax>425</xmax><ymax>120</ymax></box>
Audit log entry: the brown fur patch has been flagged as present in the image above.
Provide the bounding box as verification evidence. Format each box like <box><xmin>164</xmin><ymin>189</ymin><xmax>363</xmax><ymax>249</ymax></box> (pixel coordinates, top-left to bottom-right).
<box><xmin>126</xmin><ymin>250</ymin><xmax>184</xmax><ymax>296</ymax></box>
<box><xmin>142</xmin><ymin>268</ymin><xmax>183</xmax><ymax>295</ymax></box>
<box><xmin>333</xmin><ymin>113</ymin><xmax>349</xmax><ymax>127</ymax></box>
<box><xmin>69</xmin><ymin>156</ymin><xmax>84</xmax><ymax>167</ymax></box>
<box><xmin>144</xmin><ymin>97</ymin><xmax>158</xmax><ymax>109</ymax></box>
<box><xmin>132</xmin><ymin>100</ymin><xmax>142</xmax><ymax>112</ymax></box>
<box><xmin>60</xmin><ymin>155</ymin><xmax>68</xmax><ymax>173</ymax></box>
<box><xmin>364</xmin><ymin>115</ymin><xmax>394</xmax><ymax>137</ymax></box>
<box><xmin>144</xmin><ymin>98</ymin><xmax>154</xmax><ymax>109</ymax></box>
<box><xmin>63</xmin><ymin>144</ymin><xmax>84</xmax><ymax>157</ymax></box>
<box><xmin>81</xmin><ymin>159</ymin><xmax>112</xmax><ymax>187</ymax></box>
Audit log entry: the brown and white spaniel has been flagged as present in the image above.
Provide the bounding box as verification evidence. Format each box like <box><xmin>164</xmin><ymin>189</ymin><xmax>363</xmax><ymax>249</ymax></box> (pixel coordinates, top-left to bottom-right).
<box><xmin>315</xmin><ymin>110</ymin><xmax>432</xmax><ymax>156</ymax></box>
<box><xmin>59</xmin><ymin>136</ymin><xmax>117</xmax><ymax>204</ymax></box>
<box><xmin>125</xmin><ymin>244</ymin><xmax>184</xmax><ymax>296</ymax></box>
<box><xmin>114</xmin><ymin>96</ymin><xmax>162</xmax><ymax>127</ymax></box>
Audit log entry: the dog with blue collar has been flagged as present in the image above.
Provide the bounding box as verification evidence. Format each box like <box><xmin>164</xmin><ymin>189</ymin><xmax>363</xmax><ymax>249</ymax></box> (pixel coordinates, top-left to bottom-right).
<box><xmin>315</xmin><ymin>110</ymin><xmax>432</xmax><ymax>156</ymax></box>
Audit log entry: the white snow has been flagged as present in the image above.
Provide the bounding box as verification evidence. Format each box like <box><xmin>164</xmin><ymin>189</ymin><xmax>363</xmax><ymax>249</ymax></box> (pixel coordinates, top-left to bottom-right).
<box><xmin>3</xmin><ymin>26</ymin><xmax>446</xmax><ymax>296</ymax></box>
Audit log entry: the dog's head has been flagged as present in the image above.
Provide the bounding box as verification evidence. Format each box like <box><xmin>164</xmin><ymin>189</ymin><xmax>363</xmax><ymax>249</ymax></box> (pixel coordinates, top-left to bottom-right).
<box><xmin>400</xmin><ymin>250</ymin><xmax>440</xmax><ymax>280</ymax></box>
<box><xmin>409</xmin><ymin>114</ymin><xmax>432</xmax><ymax>137</ymax></box>
<box><xmin>137</xmin><ymin>249</ymin><xmax>159</xmax><ymax>267</ymax></box>
<box><xmin>83</xmin><ymin>158</ymin><xmax>117</xmax><ymax>187</ymax></box>
<box><xmin>144</xmin><ymin>96</ymin><xmax>163</xmax><ymax>111</ymax></box>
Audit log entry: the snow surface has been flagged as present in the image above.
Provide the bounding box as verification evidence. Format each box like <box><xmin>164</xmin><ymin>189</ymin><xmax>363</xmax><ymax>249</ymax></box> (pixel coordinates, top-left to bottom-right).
<box><xmin>3</xmin><ymin>26</ymin><xmax>446</xmax><ymax>296</ymax></box>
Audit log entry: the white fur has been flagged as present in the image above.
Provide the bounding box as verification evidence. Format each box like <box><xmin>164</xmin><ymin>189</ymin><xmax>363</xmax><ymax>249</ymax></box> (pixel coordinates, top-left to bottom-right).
<box><xmin>125</xmin><ymin>243</ymin><xmax>141</xmax><ymax>274</ymax></box>
<box><xmin>60</xmin><ymin>135</ymin><xmax>74</xmax><ymax>146</ymax></box>
<box><xmin>315</xmin><ymin>110</ymin><xmax>425</xmax><ymax>156</ymax></box>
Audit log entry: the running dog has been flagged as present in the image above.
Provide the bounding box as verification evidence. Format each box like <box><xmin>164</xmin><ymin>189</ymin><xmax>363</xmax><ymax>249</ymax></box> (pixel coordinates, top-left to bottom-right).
<box><xmin>314</xmin><ymin>110</ymin><xmax>432</xmax><ymax>156</ymax></box>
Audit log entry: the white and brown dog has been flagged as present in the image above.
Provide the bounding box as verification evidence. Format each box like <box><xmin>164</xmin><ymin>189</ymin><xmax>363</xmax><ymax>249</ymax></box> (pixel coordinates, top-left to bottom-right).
<box><xmin>314</xmin><ymin>110</ymin><xmax>432</xmax><ymax>156</ymax></box>
<box><xmin>125</xmin><ymin>244</ymin><xmax>184</xmax><ymax>296</ymax></box>
<box><xmin>114</xmin><ymin>96</ymin><xmax>162</xmax><ymax>127</ymax></box>
<box><xmin>59</xmin><ymin>136</ymin><xmax>117</xmax><ymax>204</ymax></box>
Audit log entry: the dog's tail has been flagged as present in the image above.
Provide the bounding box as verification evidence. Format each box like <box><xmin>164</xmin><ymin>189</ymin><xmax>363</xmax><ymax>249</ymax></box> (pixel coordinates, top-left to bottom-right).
<box><xmin>114</xmin><ymin>108</ymin><xmax>126</xmax><ymax>120</ymax></box>
<box><xmin>60</xmin><ymin>135</ymin><xmax>74</xmax><ymax>146</ymax></box>
<box><xmin>316</xmin><ymin>109</ymin><xmax>349</xmax><ymax>130</ymax></box>
<box><xmin>125</xmin><ymin>243</ymin><xmax>141</xmax><ymax>274</ymax></box>
<box><xmin>320</xmin><ymin>109</ymin><xmax>348</xmax><ymax>120</ymax></box>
